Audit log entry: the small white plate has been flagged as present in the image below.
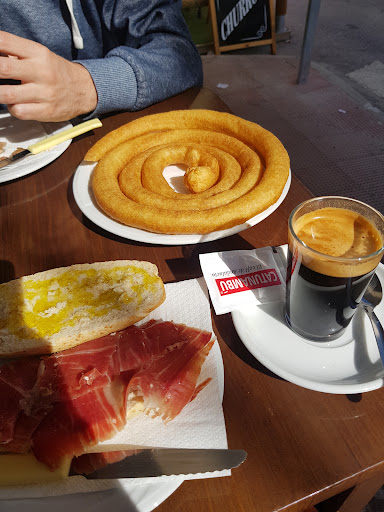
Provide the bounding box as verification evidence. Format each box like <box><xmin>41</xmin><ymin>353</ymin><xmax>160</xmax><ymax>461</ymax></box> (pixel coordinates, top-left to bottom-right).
<box><xmin>0</xmin><ymin>113</ymin><xmax>72</xmax><ymax>183</ymax></box>
<box><xmin>72</xmin><ymin>161</ymin><xmax>291</xmax><ymax>245</ymax></box>
<box><xmin>232</xmin><ymin>263</ymin><xmax>384</xmax><ymax>394</ymax></box>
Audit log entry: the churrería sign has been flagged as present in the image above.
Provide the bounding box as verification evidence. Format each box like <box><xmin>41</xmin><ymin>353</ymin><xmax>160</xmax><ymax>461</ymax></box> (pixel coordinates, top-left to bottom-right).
<box><xmin>209</xmin><ymin>0</ymin><xmax>276</xmax><ymax>54</ymax></box>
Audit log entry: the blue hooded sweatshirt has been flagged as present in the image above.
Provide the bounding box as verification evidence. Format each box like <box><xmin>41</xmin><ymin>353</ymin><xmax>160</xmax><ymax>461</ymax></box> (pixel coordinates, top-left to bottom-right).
<box><xmin>0</xmin><ymin>0</ymin><xmax>203</xmax><ymax>117</ymax></box>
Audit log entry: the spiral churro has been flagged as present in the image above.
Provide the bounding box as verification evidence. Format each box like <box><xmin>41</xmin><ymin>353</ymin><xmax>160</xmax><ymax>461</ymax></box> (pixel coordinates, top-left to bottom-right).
<box><xmin>86</xmin><ymin>110</ymin><xmax>290</xmax><ymax>235</ymax></box>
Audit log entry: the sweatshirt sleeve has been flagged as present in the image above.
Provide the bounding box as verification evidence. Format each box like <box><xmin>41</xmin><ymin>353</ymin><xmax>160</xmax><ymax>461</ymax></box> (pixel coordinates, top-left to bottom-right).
<box><xmin>76</xmin><ymin>0</ymin><xmax>203</xmax><ymax>117</ymax></box>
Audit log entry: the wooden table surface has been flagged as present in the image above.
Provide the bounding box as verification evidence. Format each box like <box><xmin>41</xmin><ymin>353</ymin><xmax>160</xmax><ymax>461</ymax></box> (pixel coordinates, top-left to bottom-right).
<box><xmin>1</xmin><ymin>87</ymin><xmax>384</xmax><ymax>512</ymax></box>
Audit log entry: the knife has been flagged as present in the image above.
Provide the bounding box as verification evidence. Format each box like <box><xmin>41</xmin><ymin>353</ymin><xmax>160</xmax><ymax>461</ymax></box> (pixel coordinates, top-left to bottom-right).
<box><xmin>0</xmin><ymin>118</ymin><xmax>102</xmax><ymax>169</ymax></box>
<box><xmin>71</xmin><ymin>448</ymin><xmax>247</xmax><ymax>479</ymax></box>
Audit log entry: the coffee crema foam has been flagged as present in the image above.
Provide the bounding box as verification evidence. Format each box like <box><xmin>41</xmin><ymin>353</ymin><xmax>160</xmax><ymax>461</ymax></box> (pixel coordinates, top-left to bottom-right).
<box><xmin>291</xmin><ymin>207</ymin><xmax>383</xmax><ymax>277</ymax></box>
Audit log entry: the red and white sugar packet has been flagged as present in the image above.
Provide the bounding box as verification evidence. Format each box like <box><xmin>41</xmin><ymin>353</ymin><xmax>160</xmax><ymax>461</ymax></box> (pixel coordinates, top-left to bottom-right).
<box><xmin>199</xmin><ymin>246</ymin><xmax>286</xmax><ymax>315</ymax></box>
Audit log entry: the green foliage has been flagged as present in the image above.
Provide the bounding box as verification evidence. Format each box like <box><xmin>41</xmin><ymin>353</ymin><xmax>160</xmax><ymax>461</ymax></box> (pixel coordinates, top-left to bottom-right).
<box><xmin>182</xmin><ymin>6</ymin><xmax>213</xmax><ymax>46</ymax></box>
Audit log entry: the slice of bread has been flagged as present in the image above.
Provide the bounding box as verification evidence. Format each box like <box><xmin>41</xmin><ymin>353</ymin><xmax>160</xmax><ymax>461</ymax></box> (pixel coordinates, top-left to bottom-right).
<box><xmin>0</xmin><ymin>260</ymin><xmax>165</xmax><ymax>358</ymax></box>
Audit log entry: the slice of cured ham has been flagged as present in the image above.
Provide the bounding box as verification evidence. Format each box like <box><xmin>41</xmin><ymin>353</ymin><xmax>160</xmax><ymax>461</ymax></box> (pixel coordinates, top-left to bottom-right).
<box><xmin>0</xmin><ymin>358</ymin><xmax>41</xmax><ymax>446</ymax></box>
<box><xmin>27</xmin><ymin>320</ymin><xmax>192</xmax><ymax>410</ymax></box>
<box><xmin>0</xmin><ymin>321</ymin><xmax>214</xmax><ymax>470</ymax></box>
<box><xmin>32</xmin><ymin>378</ymin><xmax>128</xmax><ymax>469</ymax></box>
<box><xmin>126</xmin><ymin>327</ymin><xmax>214</xmax><ymax>422</ymax></box>
<box><xmin>0</xmin><ymin>379</ymin><xmax>24</xmax><ymax>445</ymax></box>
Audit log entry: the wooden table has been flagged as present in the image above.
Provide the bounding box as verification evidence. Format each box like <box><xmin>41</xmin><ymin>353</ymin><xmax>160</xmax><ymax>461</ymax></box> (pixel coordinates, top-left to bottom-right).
<box><xmin>1</xmin><ymin>87</ymin><xmax>384</xmax><ymax>512</ymax></box>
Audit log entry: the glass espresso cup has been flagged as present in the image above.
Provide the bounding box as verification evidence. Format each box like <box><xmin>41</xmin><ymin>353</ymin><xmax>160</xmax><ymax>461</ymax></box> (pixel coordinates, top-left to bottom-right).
<box><xmin>285</xmin><ymin>197</ymin><xmax>384</xmax><ymax>342</ymax></box>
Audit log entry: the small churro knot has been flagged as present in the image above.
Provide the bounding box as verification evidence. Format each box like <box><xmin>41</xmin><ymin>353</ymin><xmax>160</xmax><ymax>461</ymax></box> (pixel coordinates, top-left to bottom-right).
<box><xmin>184</xmin><ymin>166</ymin><xmax>218</xmax><ymax>193</ymax></box>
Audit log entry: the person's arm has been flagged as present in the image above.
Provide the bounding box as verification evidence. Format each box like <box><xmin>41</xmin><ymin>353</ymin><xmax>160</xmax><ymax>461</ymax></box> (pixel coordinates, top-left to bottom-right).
<box><xmin>0</xmin><ymin>1</ymin><xmax>202</xmax><ymax>121</ymax></box>
<box><xmin>77</xmin><ymin>0</ymin><xmax>203</xmax><ymax>117</ymax></box>
<box><xmin>0</xmin><ymin>31</ymin><xmax>98</xmax><ymax>122</ymax></box>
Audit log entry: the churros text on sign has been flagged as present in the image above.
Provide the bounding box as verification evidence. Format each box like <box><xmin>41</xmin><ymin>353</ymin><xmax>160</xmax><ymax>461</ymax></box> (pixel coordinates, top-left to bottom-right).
<box><xmin>86</xmin><ymin>110</ymin><xmax>290</xmax><ymax>235</ymax></box>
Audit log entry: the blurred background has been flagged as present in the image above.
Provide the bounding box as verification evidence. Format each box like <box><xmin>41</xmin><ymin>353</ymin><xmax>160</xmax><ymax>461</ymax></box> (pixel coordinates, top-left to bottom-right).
<box><xmin>183</xmin><ymin>0</ymin><xmax>384</xmax><ymax>115</ymax></box>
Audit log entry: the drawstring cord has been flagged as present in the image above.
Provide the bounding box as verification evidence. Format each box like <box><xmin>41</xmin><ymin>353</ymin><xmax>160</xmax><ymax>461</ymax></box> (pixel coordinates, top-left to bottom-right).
<box><xmin>64</xmin><ymin>0</ymin><xmax>84</xmax><ymax>49</ymax></box>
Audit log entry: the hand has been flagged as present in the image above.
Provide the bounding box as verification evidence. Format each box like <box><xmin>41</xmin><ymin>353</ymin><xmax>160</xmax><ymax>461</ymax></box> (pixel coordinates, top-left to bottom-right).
<box><xmin>0</xmin><ymin>31</ymin><xmax>98</xmax><ymax>122</ymax></box>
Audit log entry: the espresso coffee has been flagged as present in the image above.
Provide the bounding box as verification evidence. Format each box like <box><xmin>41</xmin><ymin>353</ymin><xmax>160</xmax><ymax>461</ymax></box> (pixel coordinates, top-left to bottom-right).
<box><xmin>285</xmin><ymin>205</ymin><xmax>383</xmax><ymax>341</ymax></box>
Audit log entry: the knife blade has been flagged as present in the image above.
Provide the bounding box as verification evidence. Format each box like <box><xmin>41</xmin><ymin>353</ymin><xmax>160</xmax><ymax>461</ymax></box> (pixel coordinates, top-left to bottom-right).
<box><xmin>71</xmin><ymin>448</ymin><xmax>247</xmax><ymax>479</ymax></box>
<box><xmin>0</xmin><ymin>118</ymin><xmax>102</xmax><ymax>169</ymax></box>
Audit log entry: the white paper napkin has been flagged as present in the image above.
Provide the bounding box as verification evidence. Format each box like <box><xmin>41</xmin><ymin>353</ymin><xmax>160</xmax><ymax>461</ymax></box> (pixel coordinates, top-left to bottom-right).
<box><xmin>0</xmin><ymin>278</ymin><xmax>229</xmax><ymax>499</ymax></box>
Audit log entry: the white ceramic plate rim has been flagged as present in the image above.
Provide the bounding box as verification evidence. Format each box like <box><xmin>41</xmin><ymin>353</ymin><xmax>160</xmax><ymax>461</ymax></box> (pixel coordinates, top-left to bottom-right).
<box><xmin>232</xmin><ymin>257</ymin><xmax>384</xmax><ymax>395</ymax></box>
<box><xmin>0</xmin><ymin>113</ymin><xmax>72</xmax><ymax>184</ymax></box>
<box><xmin>72</xmin><ymin>161</ymin><xmax>291</xmax><ymax>245</ymax></box>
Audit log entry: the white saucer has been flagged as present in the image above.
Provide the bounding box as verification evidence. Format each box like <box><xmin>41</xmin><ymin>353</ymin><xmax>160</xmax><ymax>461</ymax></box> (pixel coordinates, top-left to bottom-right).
<box><xmin>232</xmin><ymin>263</ymin><xmax>384</xmax><ymax>394</ymax></box>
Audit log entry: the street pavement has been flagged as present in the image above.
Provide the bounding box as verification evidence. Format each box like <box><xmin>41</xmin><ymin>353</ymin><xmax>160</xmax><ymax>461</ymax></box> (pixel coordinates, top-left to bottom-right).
<box><xmin>276</xmin><ymin>0</ymin><xmax>384</xmax><ymax>117</ymax></box>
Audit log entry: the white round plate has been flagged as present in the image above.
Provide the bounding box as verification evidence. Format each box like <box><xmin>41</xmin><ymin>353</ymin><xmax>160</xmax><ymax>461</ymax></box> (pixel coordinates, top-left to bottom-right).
<box><xmin>0</xmin><ymin>113</ymin><xmax>72</xmax><ymax>183</ymax></box>
<box><xmin>232</xmin><ymin>263</ymin><xmax>384</xmax><ymax>394</ymax></box>
<box><xmin>72</xmin><ymin>161</ymin><xmax>291</xmax><ymax>245</ymax></box>
<box><xmin>0</xmin><ymin>342</ymin><xmax>224</xmax><ymax>512</ymax></box>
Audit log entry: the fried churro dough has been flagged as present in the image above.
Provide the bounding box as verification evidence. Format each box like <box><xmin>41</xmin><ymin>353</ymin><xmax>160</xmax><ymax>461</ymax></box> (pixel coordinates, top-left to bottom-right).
<box><xmin>184</xmin><ymin>165</ymin><xmax>218</xmax><ymax>193</ymax></box>
<box><xmin>86</xmin><ymin>110</ymin><xmax>290</xmax><ymax>234</ymax></box>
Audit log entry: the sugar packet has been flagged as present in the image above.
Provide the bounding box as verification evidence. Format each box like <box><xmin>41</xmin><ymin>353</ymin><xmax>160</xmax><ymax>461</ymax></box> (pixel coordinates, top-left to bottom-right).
<box><xmin>199</xmin><ymin>246</ymin><xmax>286</xmax><ymax>315</ymax></box>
